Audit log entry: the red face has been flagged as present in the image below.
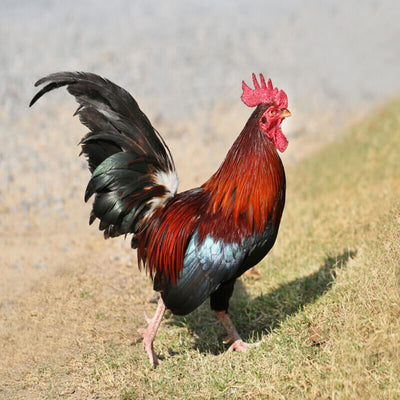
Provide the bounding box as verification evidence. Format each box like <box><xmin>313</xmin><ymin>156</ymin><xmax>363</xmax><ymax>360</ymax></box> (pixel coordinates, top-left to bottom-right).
<box><xmin>258</xmin><ymin>105</ymin><xmax>291</xmax><ymax>152</ymax></box>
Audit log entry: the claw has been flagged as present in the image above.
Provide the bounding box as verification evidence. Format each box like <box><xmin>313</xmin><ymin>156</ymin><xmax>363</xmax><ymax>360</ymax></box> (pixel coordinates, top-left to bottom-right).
<box><xmin>222</xmin><ymin>333</ymin><xmax>237</xmax><ymax>345</ymax></box>
<box><xmin>223</xmin><ymin>335</ymin><xmax>233</xmax><ymax>345</ymax></box>
<box><xmin>143</xmin><ymin>311</ymin><xmax>152</xmax><ymax>325</ymax></box>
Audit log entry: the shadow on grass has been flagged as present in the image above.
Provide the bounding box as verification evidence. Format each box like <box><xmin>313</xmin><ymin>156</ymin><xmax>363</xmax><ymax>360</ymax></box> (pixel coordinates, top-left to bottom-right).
<box><xmin>166</xmin><ymin>250</ymin><xmax>356</xmax><ymax>355</ymax></box>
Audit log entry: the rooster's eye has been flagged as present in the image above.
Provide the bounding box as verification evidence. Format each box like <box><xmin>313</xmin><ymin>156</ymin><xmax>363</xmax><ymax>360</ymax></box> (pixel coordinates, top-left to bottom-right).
<box><xmin>269</xmin><ymin>109</ymin><xmax>275</xmax><ymax>116</ymax></box>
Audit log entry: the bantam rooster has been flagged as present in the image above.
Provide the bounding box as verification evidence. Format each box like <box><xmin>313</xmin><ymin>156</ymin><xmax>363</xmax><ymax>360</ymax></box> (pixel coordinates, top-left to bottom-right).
<box><xmin>30</xmin><ymin>72</ymin><xmax>290</xmax><ymax>366</ymax></box>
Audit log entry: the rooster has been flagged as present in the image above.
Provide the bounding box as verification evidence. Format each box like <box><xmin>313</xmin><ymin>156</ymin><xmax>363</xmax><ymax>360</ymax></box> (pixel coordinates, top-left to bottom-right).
<box><xmin>30</xmin><ymin>72</ymin><xmax>291</xmax><ymax>366</ymax></box>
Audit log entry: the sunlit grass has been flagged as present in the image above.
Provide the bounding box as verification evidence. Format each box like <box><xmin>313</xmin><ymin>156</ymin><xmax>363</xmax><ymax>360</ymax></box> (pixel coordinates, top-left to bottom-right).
<box><xmin>1</xmin><ymin>100</ymin><xmax>399</xmax><ymax>399</ymax></box>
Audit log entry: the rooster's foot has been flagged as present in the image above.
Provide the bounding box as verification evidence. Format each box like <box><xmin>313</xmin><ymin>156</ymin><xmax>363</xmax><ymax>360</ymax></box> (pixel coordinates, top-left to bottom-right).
<box><xmin>224</xmin><ymin>338</ymin><xmax>261</xmax><ymax>352</ymax></box>
<box><xmin>138</xmin><ymin>326</ymin><xmax>162</xmax><ymax>366</ymax></box>
<box><xmin>137</xmin><ymin>297</ymin><xmax>166</xmax><ymax>367</ymax></box>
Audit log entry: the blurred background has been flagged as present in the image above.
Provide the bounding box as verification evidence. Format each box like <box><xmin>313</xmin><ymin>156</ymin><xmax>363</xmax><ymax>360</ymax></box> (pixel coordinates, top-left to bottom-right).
<box><xmin>2</xmin><ymin>0</ymin><xmax>400</xmax><ymax>166</ymax></box>
<box><xmin>1</xmin><ymin>0</ymin><xmax>399</xmax><ymax>237</ymax></box>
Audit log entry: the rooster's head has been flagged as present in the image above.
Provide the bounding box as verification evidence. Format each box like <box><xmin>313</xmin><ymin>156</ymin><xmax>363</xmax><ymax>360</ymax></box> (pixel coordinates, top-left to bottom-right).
<box><xmin>241</xmin><ymin>73</ymin><xmax>291</xmax><ymax>152</ymax></box>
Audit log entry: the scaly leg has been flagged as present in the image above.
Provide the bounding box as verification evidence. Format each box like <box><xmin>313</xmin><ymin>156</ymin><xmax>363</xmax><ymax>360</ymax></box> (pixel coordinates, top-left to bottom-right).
<box><xmin>138</xmin><ymin>297</ymin><xmax>166</xmax><ymax>366</ymax></box>
<box><xmin>215</xmin><ymin>310</ymin><xmax>261</xmax><ymax>352</ymax></box>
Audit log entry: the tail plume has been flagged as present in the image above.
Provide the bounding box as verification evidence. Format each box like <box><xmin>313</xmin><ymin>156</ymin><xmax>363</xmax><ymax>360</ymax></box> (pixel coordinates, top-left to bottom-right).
<box><xmin>30</xmin><ymin>72</ymin><xmax>179</xmax><ymax>241</ymax></box>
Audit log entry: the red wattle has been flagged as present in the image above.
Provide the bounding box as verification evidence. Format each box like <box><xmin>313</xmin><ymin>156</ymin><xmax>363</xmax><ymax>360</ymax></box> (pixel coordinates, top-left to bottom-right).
<box><xmin>274</xmin><ymin>130</ymin><xmax>288</xmax><ymax>152</ymax></box>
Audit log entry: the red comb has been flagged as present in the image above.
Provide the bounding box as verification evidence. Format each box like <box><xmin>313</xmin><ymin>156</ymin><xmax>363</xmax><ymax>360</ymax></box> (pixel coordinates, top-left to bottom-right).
<box><xmin>241</xmin><ymin>73</ymin><xmax>288</xmax><ymax>109</ymax></box>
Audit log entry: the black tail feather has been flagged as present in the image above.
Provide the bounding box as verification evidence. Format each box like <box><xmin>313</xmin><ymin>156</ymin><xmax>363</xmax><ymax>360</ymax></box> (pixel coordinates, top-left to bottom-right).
<box><xmin>31</xmin><ymin>72</ymin><xmax>179</xmax><ymax>239</ymax></box>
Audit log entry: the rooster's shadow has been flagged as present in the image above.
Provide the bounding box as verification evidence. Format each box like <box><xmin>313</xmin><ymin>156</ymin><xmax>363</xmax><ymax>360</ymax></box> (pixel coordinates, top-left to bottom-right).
<box><xmin>165</xmin><ymin>250</ymin><xmax>356</xmax><ymax>356</ymax></box>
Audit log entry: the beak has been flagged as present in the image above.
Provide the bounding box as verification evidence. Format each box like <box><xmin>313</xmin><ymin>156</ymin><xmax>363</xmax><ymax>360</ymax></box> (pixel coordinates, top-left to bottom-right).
<box><xmin>281</xmin><ymin>109</ymin><xmax>291</xmax><ymax>118</ymax></box>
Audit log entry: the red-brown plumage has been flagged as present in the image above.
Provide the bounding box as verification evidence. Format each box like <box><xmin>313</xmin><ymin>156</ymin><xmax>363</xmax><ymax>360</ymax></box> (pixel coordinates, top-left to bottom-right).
<box><xmin>201</xmin><ymin>104</ymin><xmax>286</xmax><ymax>239</ymax></box>
<box><xmin>136</xmin><ymin>103</ymin><xmax>286</xmax><ymax>286</ymax></box>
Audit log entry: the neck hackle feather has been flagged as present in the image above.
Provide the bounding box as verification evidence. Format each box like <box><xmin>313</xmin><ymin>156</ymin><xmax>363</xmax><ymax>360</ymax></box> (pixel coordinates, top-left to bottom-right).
<box><xmin>201</xmin><ymin>104</ymin><xmax>285</xmax><ymax>242</ymax></box>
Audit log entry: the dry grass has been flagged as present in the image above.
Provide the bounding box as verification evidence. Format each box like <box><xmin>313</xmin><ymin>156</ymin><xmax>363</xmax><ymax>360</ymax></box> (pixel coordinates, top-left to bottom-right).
<box><xmin>1</xmin><ymin>100</ymin><xmax>400</xmax><ymax>399</ymax></box>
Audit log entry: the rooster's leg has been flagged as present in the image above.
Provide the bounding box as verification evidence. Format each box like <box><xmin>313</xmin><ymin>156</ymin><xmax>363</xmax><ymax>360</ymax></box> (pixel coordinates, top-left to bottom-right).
<box><xmin>138</xmin><ymin>297</ymin><xmax>166</xmax><ymax>366</ymax></box>
<box><xmin>215</xmin><ymin>310</ymin><xmax>261</xmax><ymax>352</ymax></box>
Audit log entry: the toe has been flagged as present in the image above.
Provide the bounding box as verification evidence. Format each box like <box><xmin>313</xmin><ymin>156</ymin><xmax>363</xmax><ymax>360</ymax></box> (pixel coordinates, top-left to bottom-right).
<box><xmin>227</xmin><ymin>339</ymin><xmax>261</xmax><ymax>353</ymax></box>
